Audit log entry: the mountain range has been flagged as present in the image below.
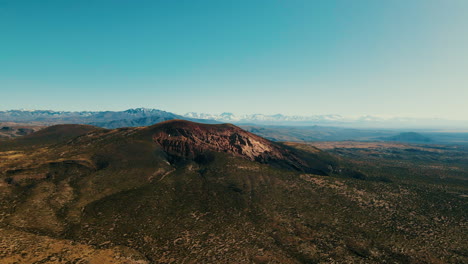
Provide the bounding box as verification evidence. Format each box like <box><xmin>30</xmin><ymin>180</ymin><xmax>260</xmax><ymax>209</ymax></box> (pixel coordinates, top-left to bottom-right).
<box><xmin>0</xmin><ymin>108</ymin><xmax>217</xmax><ymax>129</ymax></box>
<box><xmin>184</xmin><ymin>112</ymin><xmax>468</xmax><ymax>128</ymax></box>
<box><xmin>2</xmin><ymin>108</ymin><xmax>466</xmax><ymax>129</ymax></box>
<box><xmin>3</xmin><ymin>109</ymin><xmax>468</xmax><ymax>144</ymax></box>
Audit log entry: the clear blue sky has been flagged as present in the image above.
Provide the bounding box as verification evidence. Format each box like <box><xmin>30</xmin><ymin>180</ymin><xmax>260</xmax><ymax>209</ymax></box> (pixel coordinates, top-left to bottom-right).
<box><xmin>1</xmin><ymin>0</ymin><xmax>467</xmax><ymax>119</ymax></box>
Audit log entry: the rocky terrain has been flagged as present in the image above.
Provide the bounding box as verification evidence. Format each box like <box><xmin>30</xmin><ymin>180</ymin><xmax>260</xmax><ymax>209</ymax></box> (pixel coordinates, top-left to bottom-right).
<box><xmin>0</xmin><ymin>120</ymin><xmax>466</xmax><ymax>263</ymax></box>
<box><xmin>150</xmin><ymin>120</ymin><xmax>325</xmax><ymax>173</ymax></box>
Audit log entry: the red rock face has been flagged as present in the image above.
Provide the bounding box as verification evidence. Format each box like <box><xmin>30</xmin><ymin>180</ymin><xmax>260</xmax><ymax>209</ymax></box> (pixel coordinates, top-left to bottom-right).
<box><xmin>150</xmin><ymin>120</ymin><xmax>302</xmax><ymax>165</ymax></box>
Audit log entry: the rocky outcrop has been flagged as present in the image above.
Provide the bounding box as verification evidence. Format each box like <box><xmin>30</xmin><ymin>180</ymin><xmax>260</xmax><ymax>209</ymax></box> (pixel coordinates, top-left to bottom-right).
<box><xmin>150</xmin><ymin>120</ymin><xmax>308</xmax><ymax>168</ymax></box>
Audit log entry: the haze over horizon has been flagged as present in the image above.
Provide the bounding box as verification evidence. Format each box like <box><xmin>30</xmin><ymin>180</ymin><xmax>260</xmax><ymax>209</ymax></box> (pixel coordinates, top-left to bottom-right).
<box><xmin>2</xmin><ymin>0</ymin><xmax>467</xmax><ymax>120</ymax></box>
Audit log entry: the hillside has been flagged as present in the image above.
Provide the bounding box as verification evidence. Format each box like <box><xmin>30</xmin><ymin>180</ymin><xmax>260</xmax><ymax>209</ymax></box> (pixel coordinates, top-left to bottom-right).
<box><xmin>379</xmin><ymin>132</ymin><xmax>432</xmax><ymax>143</ymax></box>
<box><xmin>0</xmin><ymin>124</ymin><xmax>43</xmax><ymax>139</ymax></box>
<box><xmin>0</xmin><ymin>121</ymin><xmax>466</xmax><ymax>263</ymax></box>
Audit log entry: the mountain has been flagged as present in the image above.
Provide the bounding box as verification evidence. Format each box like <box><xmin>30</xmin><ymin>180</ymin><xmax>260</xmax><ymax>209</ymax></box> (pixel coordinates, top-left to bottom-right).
<box><xmin>2</xmin><ymin>109</ymin><xmax>467</xmax><ymax>130</ymax></box>
<box><xmin>90</xmin><ymin>115</ymin><xmax>219</xmax><ymax>129</ymax></box>
<box><xmin>0</xmin><ymin>108</ymin><xmax>174</xmax><ymax>123</ymax></box>
<box><xmin>184</xmin><ymin>112</ymin><xmax>468</xmax><ymax>129</ymax></box>
<box><xmin>184</xmin><ymin>112</ymin><xmax>346</xmax><ymax>125</ymax></box>
<box><xmin>379</xmin><ymin>132</ymin><xmax>432</xmax><ymax>143</ymax></box>
<box><xmin>149</xmin><ymin>120</ymin><xmax>336</xmax><ymax>174</ymax></box>
<box><xmin>0</xmin><ymin>108</ymin><xmax>218</xmax><ymax>129</ymax></box>
<box><xmin>0</xmin><ymin>120</ymin><xmax>466</xmax><ymax>263</ymax></box>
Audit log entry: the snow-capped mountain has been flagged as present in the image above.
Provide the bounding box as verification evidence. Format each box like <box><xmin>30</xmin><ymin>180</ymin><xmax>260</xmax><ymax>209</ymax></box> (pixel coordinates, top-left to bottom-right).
<box><xmin>1</xmin><ymin>109</ymin><xmax>466</xmax><ymax>129</ymax></box>
<box><xmin>184</xmin><ymin>112</ymin><xmax>349</xmax><ymax>124</ymax></box>
<box><xmin>0</xmin><ymin>108</ymin><xmax>176</xmax><ymax>123</ymax></box>
<box><xmin>183</xmin><ymin>112</ymin><xmax>468</xmax><ymax>128</ymax></box>
<box><xmin>0</xmin><ymin>108</ymin><xmax>218</xmax><ymax>128</ymax></box>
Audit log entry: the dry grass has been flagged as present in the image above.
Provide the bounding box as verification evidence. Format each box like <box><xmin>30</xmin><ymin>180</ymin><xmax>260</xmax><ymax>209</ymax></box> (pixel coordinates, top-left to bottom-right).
<box><xmin>0</xmin><ymin>228</ymin><xmax>148</xmax><ymax>263</ymax></box>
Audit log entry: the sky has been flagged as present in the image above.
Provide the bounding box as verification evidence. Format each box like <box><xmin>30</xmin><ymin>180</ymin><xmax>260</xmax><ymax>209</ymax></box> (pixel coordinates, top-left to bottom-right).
<box><xmin>1</xmin><ymin>0</ymin><xmax>467</xmax><ymax>120</ymax></box>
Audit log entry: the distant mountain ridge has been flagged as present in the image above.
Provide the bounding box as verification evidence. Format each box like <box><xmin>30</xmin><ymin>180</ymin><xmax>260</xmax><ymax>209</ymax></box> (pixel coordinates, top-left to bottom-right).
<box><xmin>0</xmin><ymin>108</ymin><xmax>177</xmax><ymax>122</ymax></box>
<box><xmin>2</xmin><ymin>109</ymin><xmax>467</xmax><ymax>129</ymax></box>
<box><xmin>379</xmin><ymin>132</ymin><xmax>432</xmax><ymax>143</ymax></box>
<box><xmin>184</xmin><ymin>112</ymin><xmax>468</xmax><ymax>128</ymax></box>
<box><xmin>184</xmin><ymin>112</ymin><xmax>345</xmax><ymax>124</ymax></box>
<box><xmin>0</xmin><ymin>108</ymin><xmax>217</xmax><ymax>128</ymax></box>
